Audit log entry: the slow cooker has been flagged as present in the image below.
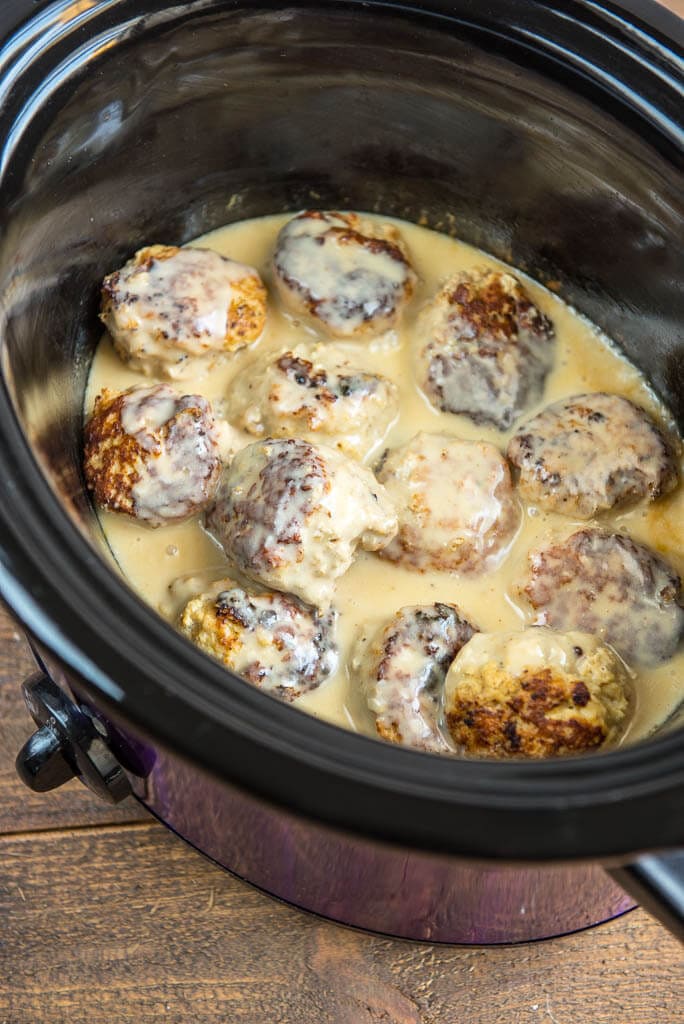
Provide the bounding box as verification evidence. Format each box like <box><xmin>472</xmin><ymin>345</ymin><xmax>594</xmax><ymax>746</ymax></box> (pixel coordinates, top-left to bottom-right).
<box><xmin>0</xmin><ymin>0</ymin><xmax>682</xmax><ymax>944</ymax></box>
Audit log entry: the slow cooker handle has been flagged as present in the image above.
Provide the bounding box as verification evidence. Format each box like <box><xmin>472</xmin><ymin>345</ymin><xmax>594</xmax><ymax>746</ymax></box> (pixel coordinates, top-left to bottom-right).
<box><xmin>608</xmin><ymin>855</ymin><xmax>684</xmax><ymax>943</ymax></box>
<box><xmin>16</xmin><ymin>671</ymin><xmax>131</xmax><ymax>803</ymax></box>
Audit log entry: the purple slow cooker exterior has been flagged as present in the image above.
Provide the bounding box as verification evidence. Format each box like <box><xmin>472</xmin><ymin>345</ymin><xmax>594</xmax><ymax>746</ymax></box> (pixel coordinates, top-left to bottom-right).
<box><xmin>0</xmin><ymin>0</ymin><xmax>682</xmax><ymax>943</ymax></box>
<box><xmin>33</xmin><ymin>652</ymin><xmax>635</xmax><ymax>945</ymax></box>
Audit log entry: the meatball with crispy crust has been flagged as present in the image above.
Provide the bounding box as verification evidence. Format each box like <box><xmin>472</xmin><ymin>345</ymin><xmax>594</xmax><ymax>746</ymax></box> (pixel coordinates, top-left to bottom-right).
<box><xmin>444</xmin><ymin>628</ymin><xmax>632</xmax><ymax>758</ymax></box>
<box><xmin>416</xmin><ymin>269</ymin><xmax>555</xmax><ymax>430</ymax></box>
<box><xmin>227</xmin><ymin>343</ymin><xmax>399</xmax><ymax>460</ymax></box>
<box><xmin>507</xmin><ymin>393</ymin><xmax>678</xmax><ymax>519</ymax></box>
<box><xmin>272</xmin><ymin>211</ymin><xmax>416</xmax><ymax>340</ymax></box>
<box><xmin>353</xmin><ymin>603</ymin><xmax>478</xmax><ymax>753</ymax></box>
<box><xmin>83</xmin><ymin>384</ymin><xmax>221</xmax><ymax>526</ymax></box>
<box><xmin>100</xmin><ymin>245</ymin><xmax>267</xmax><ymax>379</ymax></box>
<box><xmin>376</xmin><ymin>432</ymin><xmax>519</xmax><ymax>574</ymax></box>
<box><xmin>521</xmin><ymin>528</ymin><xmax>684</xmax><ymax>666</ymax></box>
<box><xmin>179</xmin><ymin>579</ymin><xmax>337</xmax><ymax>701</ymax></box>
<box><xmin>205</xmin><ymin>437</ymin><xmax>398</xmax><ymax>608</ymax></box>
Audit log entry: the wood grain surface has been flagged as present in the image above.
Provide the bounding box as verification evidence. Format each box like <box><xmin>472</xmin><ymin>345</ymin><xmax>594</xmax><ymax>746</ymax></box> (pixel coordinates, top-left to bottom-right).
<box><xmin>0</xmin><ymin>611</ymin><xmax>682</xmax><ymax>1024</ymax></box>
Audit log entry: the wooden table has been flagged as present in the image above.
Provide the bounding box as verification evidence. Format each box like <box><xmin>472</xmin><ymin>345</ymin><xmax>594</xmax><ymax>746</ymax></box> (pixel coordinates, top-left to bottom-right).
<box><xmin>0</xmin><ymin>606</ymin><xmax>682</xmax><ymax>1022</ymax></box>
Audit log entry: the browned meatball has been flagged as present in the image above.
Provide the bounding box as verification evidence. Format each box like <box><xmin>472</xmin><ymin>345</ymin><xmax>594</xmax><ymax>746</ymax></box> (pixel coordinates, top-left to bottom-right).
<box><xmin>83</xmin><ymin>384</ymin><xmax>221</xmax><ymax>526</ymax></box>
<box><xmin>376</xmin><ymin>432</ymin><xmax>519</xmax><ymax>574</ymax></box>
<box><xmin>521</xmin><ymin>529</ymin><xmax>684</xmax><ymax>666</ymax></box>
<box><xmin>179</xmin><ymin>579</ymin><xmax>337</xmax><ymax>701</ymax></box>
<box><xmin>272</xmin><ymin>211</ymin><xmax>416</xmax><ymax>339</ymax></box>
<box><xmin>507</xmin><ymin>393</ymin><xmax>678</xmax><ymax>518</ymax></box>
<box><xmin>101</xmin><ymin>245</ymin><xmax>267</xmax><ymax>378</ymax></box>
<box><xmin>415</xmin><ymin>269</ymin><xmax>555</xmax><ymax>430</ymax></box>
<box><xmin>444</xmin><ymin>628</ymin><xmax>631</xmax><ymax>758</ymax></box>
<box><xmin>227</xmin><ymin>343</ymin><xmax>399</xmax><ymax>459</ymax></box>
<box><xmin>352</xmin><ymin>603</ymin><xmax>477</xmax><ymax>752</ymax></box>
<box><xmin>205</xmin><ymin>437</ymin><xmax>398</xmax><ymax>608</ymax></box>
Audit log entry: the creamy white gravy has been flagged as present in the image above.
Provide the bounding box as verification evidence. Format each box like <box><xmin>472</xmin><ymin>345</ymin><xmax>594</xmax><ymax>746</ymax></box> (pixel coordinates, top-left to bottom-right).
<box><xmin>86</xmin><ymin>213</ymin><xmax>684</xmax><ymax>747</ymax></box>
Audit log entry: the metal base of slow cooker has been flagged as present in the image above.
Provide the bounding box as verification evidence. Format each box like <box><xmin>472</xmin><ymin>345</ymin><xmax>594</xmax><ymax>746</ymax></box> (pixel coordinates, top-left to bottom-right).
<box><xmin>134</xmin><ymin>747</ymin><xmax>636</xmax><ymax>945</ymax></box>
<box><xmin>19</xmin><ymin>662</ymin><xmax>638</xmax><ymax>944</ymax></box>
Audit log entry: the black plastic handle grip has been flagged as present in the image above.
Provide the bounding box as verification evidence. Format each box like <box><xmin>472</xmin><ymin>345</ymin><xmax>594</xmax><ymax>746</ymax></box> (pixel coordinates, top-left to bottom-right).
<box><xmin>608</xmin><ymin>852</ymin><xmax>684</xmax><ymax>943</ymax></box>
<box><xmin>16</xmin><ymin>671</ymin><xmax>131</xmax><ymax>804</ymax></box>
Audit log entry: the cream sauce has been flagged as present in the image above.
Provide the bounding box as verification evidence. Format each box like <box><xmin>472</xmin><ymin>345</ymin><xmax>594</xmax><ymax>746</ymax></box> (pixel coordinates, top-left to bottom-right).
<box><xmin>85</xmin><ymin>213</ymin><xmax>684</xmax><ymax>747</ymax></box>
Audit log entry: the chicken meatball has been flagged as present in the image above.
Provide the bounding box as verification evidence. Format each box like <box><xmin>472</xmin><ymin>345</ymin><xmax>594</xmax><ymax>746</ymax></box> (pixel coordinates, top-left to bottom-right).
<box><xmin>179</xmin><ymin>579</ymin><xmax>337</xmax><ymax>701</ymax></box>
<box><xmin>507</xmin><ymin>393</ymin><xmax>678</xmax><ymax>519</ymax></box>
<box><xmin>415</xmin><ymin>269</ymin><xmax>555</xmax><ymax>430</ymax></box>
<box><xmin>376</xmin><ymin>432</ymin><xmax>519</xmax><ymax>573</ymax></box>
<box><xmin>100</xmin><ymin>245</ymin><xmax>267</xmax><ymax>379</ymax></box>
<box><xmin>353</xmin><ymin>603</ymin><xmax>477</xmax><ymax>752</ymax></box>
<box><xmin>205</xmin><ymin>437</ymin><xmax>398</xmax><ymax>608</ymax></box>
<box><xmin>83</xmin><ymin>384</ymin><xmax>221</xmax><ymax>526</ymax></box>
<box><xmin>272</xmin><ymin>211</ymin><xmax>416</xmax><ymax>340</ymax></box>
<box><xmin>444</xmin><ymin>628</ymin><xmax>632</xmax><ymax>758</ymax></box>
<box><xmin>227</xmin><ymin>344</ymin><xmax>399</xmax><ymax>460</ymax></box>
<box><xmin>521</xmin><ymin>529</ymin><xmax>684</xmax><ymax>666</ymax></box>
